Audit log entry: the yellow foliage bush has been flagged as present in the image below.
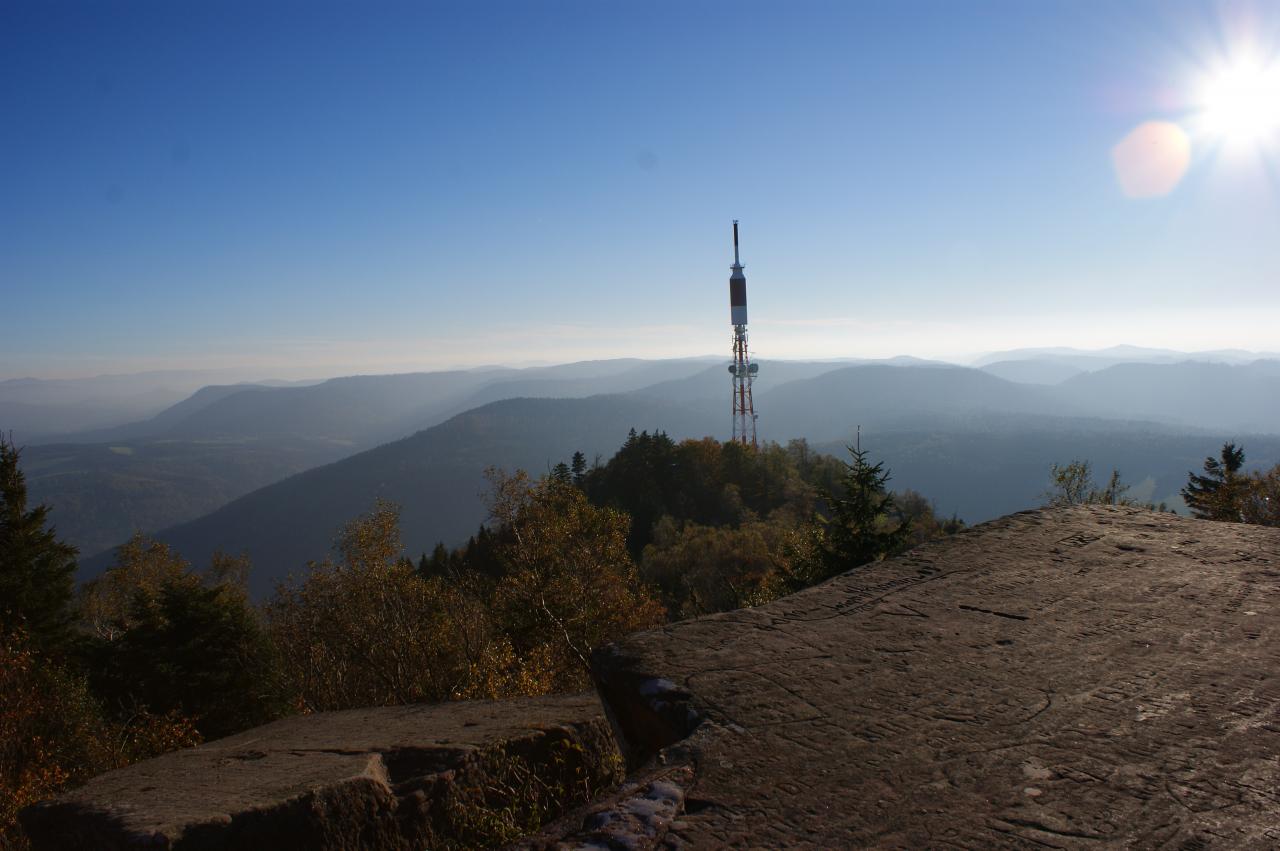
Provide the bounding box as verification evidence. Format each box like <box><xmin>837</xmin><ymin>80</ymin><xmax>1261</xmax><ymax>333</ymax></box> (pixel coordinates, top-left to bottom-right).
<box><xmin>268</xmin><ymin>477</ymin><xmax>667</xmax><ymax>711</ymax></box>
<box><xmin>267</xmin><ymin>501</ymin><xmax>519</xmax><ymax>711</ymax></box>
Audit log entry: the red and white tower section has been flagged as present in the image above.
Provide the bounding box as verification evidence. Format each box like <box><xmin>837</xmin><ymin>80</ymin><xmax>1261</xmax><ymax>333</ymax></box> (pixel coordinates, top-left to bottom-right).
<box><xmin>728</xmin><ymin>220</ymin><xmax>758</xmax><ymax>448</ymax></box>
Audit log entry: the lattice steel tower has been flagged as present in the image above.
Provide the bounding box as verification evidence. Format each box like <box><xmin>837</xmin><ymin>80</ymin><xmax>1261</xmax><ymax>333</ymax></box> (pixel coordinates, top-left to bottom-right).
<box><xmin>727</xmin><ymin>220</ymin><xmax>758</xmax><ymax>448</ymax></box>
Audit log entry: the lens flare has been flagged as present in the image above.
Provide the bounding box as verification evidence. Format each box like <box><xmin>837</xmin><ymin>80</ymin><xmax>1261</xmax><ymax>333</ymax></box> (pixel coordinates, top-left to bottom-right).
<box><xmin>1111</xmin><ymin>121</ymin><xmax>1192</xmax><ymax>198</ymax></box>
<box><xmin>1192</xmin><ymin>56</ymin><xmax>1280</xmax><ymax>147</ymax></box>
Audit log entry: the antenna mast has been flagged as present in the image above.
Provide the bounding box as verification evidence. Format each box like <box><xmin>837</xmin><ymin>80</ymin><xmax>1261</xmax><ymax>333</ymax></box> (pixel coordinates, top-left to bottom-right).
<box><xmin>727</xmin><ymin>220</ymin><xmax>758</xmax><ymax>448</ymax></box>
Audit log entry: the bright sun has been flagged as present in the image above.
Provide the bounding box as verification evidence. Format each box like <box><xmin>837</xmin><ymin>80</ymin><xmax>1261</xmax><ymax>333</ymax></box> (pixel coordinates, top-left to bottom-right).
<box><xmin>1193</xmin><ymin>57</ymin><xmax>1280</xmax><ymax>145</ymax></box>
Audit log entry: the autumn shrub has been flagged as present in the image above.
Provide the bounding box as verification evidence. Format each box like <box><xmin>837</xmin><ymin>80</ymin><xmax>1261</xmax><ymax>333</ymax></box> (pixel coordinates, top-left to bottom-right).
<box><xmin>78</xmin><ymin>534</ymin><xmax>190</xmax><ymax>642</ymax></box>
<box><xmin>485</xmin><ymin>471</ymin><xmax>665</xmax><ymax>693</ymax></box>
<box><xmin>269</xmin><ymin>479</ymin><xmax>667</xmax><ymax>710</ymax></box>
<box><xmin>267</xmin><ymin>501</ymin><xmax>519</xmax><ymax>711</ymax></box>
<box><xmin>0</xmin><ymin>629</ymin><xmax>200</xmax><ymax>848</ymax></box>
<box><xmin>433</xmin><ymin>734</ymin><xmax>624</xmax><ymax>849</ymax></box>
<box><xmin>2</xmin><ymin>444</ymin><xmax>204</xmax><ymax>847</ymax></box>
<box><xmin>640</xmin><ymin>517</ymin><xmax>792</xmax><ymax>618</ymax></box>
<box><xmin>1241</xmin><ymin>465</ymin><xmax>1280</xmax><ymax>527</ymax></box>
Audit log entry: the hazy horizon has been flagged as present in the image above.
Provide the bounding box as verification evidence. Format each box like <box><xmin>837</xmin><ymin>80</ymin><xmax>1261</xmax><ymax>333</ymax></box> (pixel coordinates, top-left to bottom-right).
<box><xmin>5</xmin><ymin>343</ymin><xmax>1280</xmax><ymax>385</ymax></box>
<box><xmin>5</xmin><ymin>1</ymin><xmax>1279</xmax><ymax>380</ymax></box>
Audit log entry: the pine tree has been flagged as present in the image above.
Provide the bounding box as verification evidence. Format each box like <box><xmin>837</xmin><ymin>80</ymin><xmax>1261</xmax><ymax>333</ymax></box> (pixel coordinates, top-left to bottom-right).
<box><xmin>418</xmin><ymin>541</ymin><xmax>451</xmax><ymax>579</ymax></box>
<box><xmin>93</xmin><ymin>574</ymin><xmax>284</xmax><ymax>739</ymax></box>
<box><xmin>1182</xmin><ymin>443</ymin><xmax>1247</xmax><ymax>521</ymax></box>
<box><xmin>461</xmin><ymin>525</ymin><xmax>504</xmax><ymax>578</ymax></box>
<box><xmin>814</xmin><ymin>445</ymin><xmax>911</xmax><ymax>581</ymax></box>
<box><xmin>570</xmin><ymin>451</ymin><xmax>587</xmax><ymax>486</ymax></box>
<box><xmin>0</xmin><ymin>438</ymin><xmax>77</xmax><ymax>653</ymax></box>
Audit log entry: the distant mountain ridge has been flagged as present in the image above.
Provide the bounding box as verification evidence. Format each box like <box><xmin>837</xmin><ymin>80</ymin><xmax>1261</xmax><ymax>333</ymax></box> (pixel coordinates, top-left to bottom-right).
<box><xmin>972</xmin><ymin>345</ymin><xmax>1280</xmax><ymax>370</ymax></box>
<box><xmin>1054</xmin><ymin>361</ymin><xmax>1280</xmax><ymax>433</ymax></box>
<box><xmin>80</xmin><ymin>389</ymin><xmax>1280</xmax><ymax>599</ymax></box>
<box><xmin>0</xmin><ymin>370</ymin><xmax>319</xmax><ymax>442</ymax></box>
<box><xmin>978</xmin><ymin>359</ymin><xmax>1085</xmax><ymax>385</ymax></box>
<box><xmin>67</xmin><ymin>384</ymin><xmax>277</xmax><ymax>443</ymax></box>
<box><xmin>73</xmin><ymin>358</ymin><xmax>1280</xmax><ymax>597</ymax></box>
<box><xmin>36</xmin><ymin>359</ymin><xmax>719</xmax><ymax>449</ymax></box>
<box><xmin>15</xmin><ymin>353</ymin><xmax>1280</xmax><ymax>582</ymax></box>
<box><xmin>21</xmin><ymin>360</ymin><xmax>722</xmax><ymax>557</ymax></box>
<box><xmin>80</xmin><ymin>393</ymin><xmax>723</xmax><ymax>597</ymax></box>
<box><xmin>10</xmin><ymin>346</ymin><xmax>1276</xmax><ymax>444</ymax></box>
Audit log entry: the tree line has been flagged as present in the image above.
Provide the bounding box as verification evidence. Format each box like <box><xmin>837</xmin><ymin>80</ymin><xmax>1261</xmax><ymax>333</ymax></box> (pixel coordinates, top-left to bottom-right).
<box><xmin>1180</xmin><ymin>443</ymin><xmax>1279</xmax><ymax>525</ymax></box>
<box><xmin>1042</xmin><ymin>442</ymin><xmax>1280</xmax><ymax>528</ymax></box>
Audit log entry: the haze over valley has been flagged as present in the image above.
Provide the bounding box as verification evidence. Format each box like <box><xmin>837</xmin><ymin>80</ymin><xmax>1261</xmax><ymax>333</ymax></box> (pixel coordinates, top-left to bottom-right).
<box><xmin>5</xmin><ymin>346</ymin><xmax>1276</xmax><ymax>597</ymax></box>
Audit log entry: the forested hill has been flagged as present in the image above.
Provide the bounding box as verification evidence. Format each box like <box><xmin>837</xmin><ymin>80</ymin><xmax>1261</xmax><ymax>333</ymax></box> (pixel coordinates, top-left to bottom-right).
<box><xmin>1053</xmin><ymin>360</ymin><xmax>1280</xmax><ymax>433</ymax></box>
<box><xmin>80</xmin><ymin>394</ymin><xmax>722</xmax><ymax>597</ymax></box>
<box><xmin>637</xmin><ymin>360</ymin><xmax>1280</xmax><ymax>438</ymax></box>
<box><xmin>18</xmin><ymin>360</ymin><xmax>721</xmax><ymax>559</ymax></box>
<box><xmin>45</xmin><ymin>358</ymin><xmax>1280</xmax><ymax>591</ymax></box>
<box><xmin>78</xmin><ymin>391</ymin><xmax>1280</xmax><ymax>599</ymax></box>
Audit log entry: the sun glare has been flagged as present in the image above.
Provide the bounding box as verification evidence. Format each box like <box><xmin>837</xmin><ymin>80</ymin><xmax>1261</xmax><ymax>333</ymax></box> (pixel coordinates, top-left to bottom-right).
<box><xmin>1193</xmin><ymin>56</ymin><xmax>1280</xmax><ymax>146</ymax></box>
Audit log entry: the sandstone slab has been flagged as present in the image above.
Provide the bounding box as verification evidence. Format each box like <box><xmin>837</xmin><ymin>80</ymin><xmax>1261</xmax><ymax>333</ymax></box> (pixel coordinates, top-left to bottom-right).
<box><xmin>590</xmin><ymin>507</ymin><xmax>1280</xmax><ymax>849</ymax></box>
<box><xmin>22</xmin><ymin>693</ymin><xmax>619</xmax><ymax>850</ymax></box>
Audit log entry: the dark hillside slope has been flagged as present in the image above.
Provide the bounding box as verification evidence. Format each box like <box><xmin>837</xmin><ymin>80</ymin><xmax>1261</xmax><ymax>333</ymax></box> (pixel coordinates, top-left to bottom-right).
<box><xmin>21</xmin><ymin>361</ymin><xmax>717</xmax><ymax>558</ymax></box>
<box><xmin>85</xmin><ymin>394</ymin><xmax>721</xmax><ymax>597</ymax></box>
<box><xmin>25</xmin><ymin>437</ymin><xmax>353</xmax><ymax>558</ymax></box>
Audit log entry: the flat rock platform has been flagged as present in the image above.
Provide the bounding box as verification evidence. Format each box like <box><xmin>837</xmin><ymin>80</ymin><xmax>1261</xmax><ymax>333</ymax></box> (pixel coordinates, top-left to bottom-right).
<box><xmin>21</xmin><ymin>693</ymin><xmax>619</xmax><ymax>850</ymax></box>
<box><xmin>22</xmin><ymin>506</ymin><xmax>1280</xmax><ymax>849</ymax></box>
<box><xmin>582</xmin><ymin>506</ymin><xmax>1280</xmax><ymax>849</ymax></box>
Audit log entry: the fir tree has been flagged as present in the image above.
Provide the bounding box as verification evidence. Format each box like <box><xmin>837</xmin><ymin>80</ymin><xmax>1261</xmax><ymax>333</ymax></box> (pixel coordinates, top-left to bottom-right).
<box><xmin>418</xmin><ymin>541</ymin><xmax>451</xmax><ymax>578</ymax></box>
<box><xmin>92</xmin><ymin>574</ymin><xmax>285</xmax><ymax>739</ymax></box>
<box><xmin>1182</xmin><ymin>443</ymin><xmax>1247</xmax><ymax>521</ymax></box>
<box><xmin>0</xmin><ymin>437</ymin><xmax>77</xmax><ymax>653</ymax></box>
<box><xmin>814</xmin><ymin>445</ymin><xmax>911</xmax><ymax>581</ymax></box>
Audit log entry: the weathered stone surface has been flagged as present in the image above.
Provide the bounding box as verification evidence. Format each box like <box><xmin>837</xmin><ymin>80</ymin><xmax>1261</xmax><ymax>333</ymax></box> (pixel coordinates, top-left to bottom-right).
<box><xmin>21</xmin><ymin>693</ymin><xmax>620</xmax><ymax>850</ymax></box>
<box><xmin>590</xmin><ymin>507</ymin><xmax>1280</xmax><ymax>849</ymax></box>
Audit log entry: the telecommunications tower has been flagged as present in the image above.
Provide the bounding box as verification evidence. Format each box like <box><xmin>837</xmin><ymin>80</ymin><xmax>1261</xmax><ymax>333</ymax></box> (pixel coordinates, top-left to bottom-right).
<box><xmin>727</xmin><ymin>220</ymin><xmax>758</xmax><ymax>448</ymax></box>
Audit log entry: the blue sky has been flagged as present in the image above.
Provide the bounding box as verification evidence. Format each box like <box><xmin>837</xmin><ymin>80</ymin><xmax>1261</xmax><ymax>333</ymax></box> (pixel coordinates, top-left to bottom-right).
<box><xmin>3</xmin><ymin>0</ymin><xmax>1278</xmax><ymax>378</ymax></box>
